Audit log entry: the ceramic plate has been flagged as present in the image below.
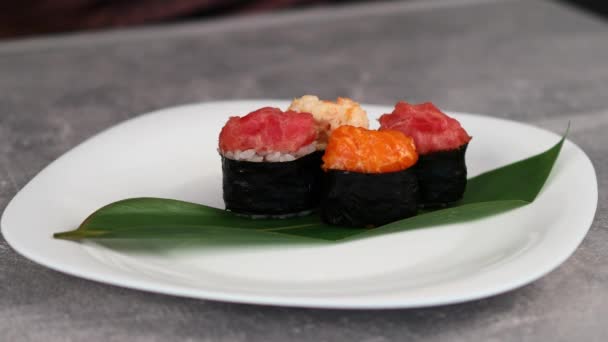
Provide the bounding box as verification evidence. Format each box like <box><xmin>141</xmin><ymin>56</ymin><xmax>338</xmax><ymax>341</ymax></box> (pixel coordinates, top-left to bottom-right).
<box><xmin>1</xmin><ymin>100</ymin><xmax>597</xmax><ymax>309</ymax></box>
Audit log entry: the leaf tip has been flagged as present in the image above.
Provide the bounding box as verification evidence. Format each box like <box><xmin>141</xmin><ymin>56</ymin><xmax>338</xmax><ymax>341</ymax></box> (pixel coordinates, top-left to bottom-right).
<box><xmin>53</xmin><ymin>232</ymin><xmax>80</xmax><ymax>241</ymax></box>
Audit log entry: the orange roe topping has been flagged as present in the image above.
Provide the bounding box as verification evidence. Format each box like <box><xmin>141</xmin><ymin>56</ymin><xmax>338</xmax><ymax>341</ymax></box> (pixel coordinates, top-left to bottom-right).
<box><xmin>322</xmin><ymin>126</ymin><xmax>418</xmax><ymax>173</ymax></box>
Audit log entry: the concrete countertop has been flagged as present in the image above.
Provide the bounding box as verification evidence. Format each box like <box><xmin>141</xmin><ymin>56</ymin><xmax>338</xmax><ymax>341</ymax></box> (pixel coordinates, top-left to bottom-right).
<box><xmin>1</xmin><ymin>0</ymin><xmax>607</xmax><ymax>340</ymax></box>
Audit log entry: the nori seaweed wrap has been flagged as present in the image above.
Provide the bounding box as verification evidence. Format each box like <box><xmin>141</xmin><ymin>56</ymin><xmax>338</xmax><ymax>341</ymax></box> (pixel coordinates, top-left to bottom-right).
<box><xmin>415</xmin><ymin>144</ymin><xmax>468</xmax><ymax>207</ymax></box>
<box><xmin>379</xmin><ymin>102</ymin><xmax>472</xmax><ymax>207</ymax></box>
<box><xmin>322</xmin><ymin>168</ymin><xmax>418</xmax><ymax>227</ymax></box>
<box><xmin>218</xmin><ymin>107</ymin><xmax>322</xmax><ymax>217</ymax></box>
<box><xmin>222</xmin><ymin>151</ymin><xmax>323</xmax><ymax>216</ymax></box>
<box><xmin>320</xmin><ymin>126</ymin><xmax>419</xmax><ymax>227</ymax></box>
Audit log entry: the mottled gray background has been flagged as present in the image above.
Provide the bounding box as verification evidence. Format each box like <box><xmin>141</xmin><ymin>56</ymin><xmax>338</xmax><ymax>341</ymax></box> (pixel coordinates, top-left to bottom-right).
<box><xmin>1</xmin><ymin>0</ymin><xmax>607</xmax><ymax>341</ymax></box>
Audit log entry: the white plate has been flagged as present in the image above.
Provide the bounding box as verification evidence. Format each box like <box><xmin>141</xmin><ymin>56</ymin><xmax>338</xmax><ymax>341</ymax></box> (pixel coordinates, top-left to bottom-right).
<box><xmin>1</xmin><ymin>100</ymin><xmax>597</xmax><ymax>309</ymax></box>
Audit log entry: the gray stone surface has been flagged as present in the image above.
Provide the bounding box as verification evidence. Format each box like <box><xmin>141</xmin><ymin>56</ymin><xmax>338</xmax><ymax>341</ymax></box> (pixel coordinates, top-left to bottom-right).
<box><xmin>1</xmin><ymin>0</ymin><xmax>607</xmax><ymax>340</ymax></box>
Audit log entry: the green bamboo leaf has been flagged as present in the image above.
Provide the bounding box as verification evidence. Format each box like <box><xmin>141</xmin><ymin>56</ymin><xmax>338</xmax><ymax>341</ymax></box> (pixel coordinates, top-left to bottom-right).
<box><xmin>461</xmin><ymin>127</ymin><xmax>567</xmax><ymax>203</ymax></box>
<box><xmin>54</xmin><ymin>130</ymin><xmax>566</xmax><ymax>243</ymax></box>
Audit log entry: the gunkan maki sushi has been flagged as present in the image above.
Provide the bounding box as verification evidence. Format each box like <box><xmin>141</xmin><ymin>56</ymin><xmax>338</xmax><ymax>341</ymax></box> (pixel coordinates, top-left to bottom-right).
<box><xmin>288</xmin><ymin>95</ymin><xmax>369</xmax><ymax>150</ymax></box>
<box><xmin>320</xmin><ymin>126</ymin><xmax>419</xmax><ymax>227</ymax></box>
<box><xmin>218</xmin><ymin>107</ymin><xmax>323</xmax><ymax>217</ymax></box>
<box><xmin>379</xmin><ymin>102</ymin><xmax>472</xmax><ymax>207</ymax></box>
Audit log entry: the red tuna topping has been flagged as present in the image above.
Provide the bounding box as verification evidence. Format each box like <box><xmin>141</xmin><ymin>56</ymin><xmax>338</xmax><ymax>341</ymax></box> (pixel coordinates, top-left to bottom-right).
<box><xmin>219</xmin><ymin>107</ymin><xmax>317</xmax><ymax>154</ymax></box>
<box><xmin>378</xmin><ymin>102</ymin><xmax>471</xmax><ymax>154</ymax></box>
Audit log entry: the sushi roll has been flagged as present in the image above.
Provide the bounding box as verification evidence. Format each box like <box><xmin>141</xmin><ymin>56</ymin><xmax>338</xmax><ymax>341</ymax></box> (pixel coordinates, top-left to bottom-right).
<box><xmin>320</xmin><ymin>126</ymin><xmax>419</xmax><ymax>227</ymax></box>
<box><xmin>288</xmin><ymin>95</ymin><xmax>369</xmax><ymax>150</ymax></box>
<box><xmin>379</xmin><ymin>102</ymin><xmax>472</xmax><ymax>207</ymax></box>
<box><xmin>218</xmin><ymin>107</ymin><xmax>323</xmax><ymax>217</ymax></box>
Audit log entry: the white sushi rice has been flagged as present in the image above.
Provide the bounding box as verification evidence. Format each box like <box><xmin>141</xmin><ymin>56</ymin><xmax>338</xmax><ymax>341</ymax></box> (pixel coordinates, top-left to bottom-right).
<box><xmin>220</xmin><ymin>142</ymin><xmax>317</xmax><ymax>162</ymax></box>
